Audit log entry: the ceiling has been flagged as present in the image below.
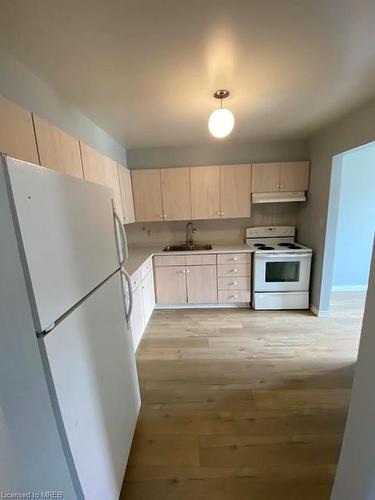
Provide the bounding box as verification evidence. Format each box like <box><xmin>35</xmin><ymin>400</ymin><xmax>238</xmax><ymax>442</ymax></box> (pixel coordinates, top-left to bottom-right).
<box><xmin>1</xmin><ymin>0</ymin><xmax>375</xmax><ymax>149</ymax></box>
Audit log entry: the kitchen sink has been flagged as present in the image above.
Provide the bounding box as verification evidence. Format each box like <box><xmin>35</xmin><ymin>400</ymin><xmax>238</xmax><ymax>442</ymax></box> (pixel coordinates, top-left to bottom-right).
<box><xmin>163</xmin><ymin>243</ymin><xmax>213</xmax><ymax>252</ymax></box>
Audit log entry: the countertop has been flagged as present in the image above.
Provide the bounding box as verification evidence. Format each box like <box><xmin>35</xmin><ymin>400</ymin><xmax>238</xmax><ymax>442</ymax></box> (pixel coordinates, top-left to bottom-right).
<box><xmin>124</xmin><ymin>244</ymin><xmax>253</xmax><ymax>276</ymax></box>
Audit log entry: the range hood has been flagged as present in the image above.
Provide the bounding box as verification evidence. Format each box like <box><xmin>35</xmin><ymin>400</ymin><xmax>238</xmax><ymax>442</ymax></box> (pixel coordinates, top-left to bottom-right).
<box><xmin>252</xmin><ymin>191</ymin><xmax>306</xmax><ymax>204</ymax></box>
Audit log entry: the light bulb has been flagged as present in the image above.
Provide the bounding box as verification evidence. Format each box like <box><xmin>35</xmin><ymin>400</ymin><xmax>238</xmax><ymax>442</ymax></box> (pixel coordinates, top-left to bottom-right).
<box><xmin>208</xmin><ymin>107</ymin><xmax>235</xmax><ymax>138</ymax></box>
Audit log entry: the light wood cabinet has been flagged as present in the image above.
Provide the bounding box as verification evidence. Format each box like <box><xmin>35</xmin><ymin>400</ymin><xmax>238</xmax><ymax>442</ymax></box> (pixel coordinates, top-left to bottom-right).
<box><xmin>251</xmin><ymin>163</ymin><xmax>280</xmax><ymax>193</ymax></box>
<box><xmin>155</xmin><ymin>266</ymin><xmax>187</xmax><ymax>304</ymax></box>
<box><xmin>161</xmin><ymin>167</ymin><xmax>191</xmax><ymax>221</ymax></box>
<box><xmin>132</xmin><ymin>169</ymin><xmax>163</xmax><ymax>222</ymax></box>
<box><xmin>130</xmin><ymin>285</ymin><xmax>144</xmax><ymax>351</ymax></box>
<box><xmin>142</xmin><ymin>270</ymin><xmax>155</xmax><ymax>325</ymax></box>
<box><xmin>33</xmin><ymin>115</ymin><xmax>83</xmax><ymax>179</ymax></box>
<box><xmin>279</xmin><ymin>161</ymin><xmax>309</xmax><ymax>191</ymax></box>
<box><xmin>118</xmin><ymin>164</ymin><xmax>135</xmax><ymax>224</ymax></box>
<box><xmin>186</xmin><ymin>265</ymin><xmax>217</xmax><ymax>303</ymax></box>
<box><xmin>80</xmin><ymin>142</ymin><xmax>123</xmax><ymax>218</ymax></box>
<box><xmin>220</xmin><ymin>164</ymin><xmax>251</xmax><ymax>218</ymax></box>
<box><xmin>190</xmin><ymin>165</ymin><xmax>221</xmax><ymax>220</ymax></box>
<box><xmin>0</xmin><ymin>96</ymin><xmax>39</xmax><ymax>164</ymax></box>
<box><xmin>252</xmin><ymin>161</ymin><xmax>310</xmax><ymax>193</ymax></box>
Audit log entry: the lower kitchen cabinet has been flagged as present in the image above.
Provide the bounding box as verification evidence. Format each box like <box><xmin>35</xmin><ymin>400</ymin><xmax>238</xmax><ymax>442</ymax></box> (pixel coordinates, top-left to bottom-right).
<box><xmin>142</xmin><ymin>270</ymin><xmax>155</xmax><ymax>324</ymax></box>
<box><xmin>129</xmin><ymin>264</ymin><xmax>155</xmax><ymax>351</ymax></box>
<box><xmin>186</xmin><ymin>265</ymin><xmax>217</xmax><ymax>303</ymax></box>
<box><xmin>130</xmin><ymin>286</ymin><xmax>145</xmax><ymax>351</ymax></box>
<box><xmin>155</xmin><ymin>266</ymin><xmax>187</xmax><ymax>304</ymax></box>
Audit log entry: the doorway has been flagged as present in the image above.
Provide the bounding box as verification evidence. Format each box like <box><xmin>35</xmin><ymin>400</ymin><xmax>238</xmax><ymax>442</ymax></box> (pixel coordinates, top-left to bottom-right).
<box><xmin>323</xmin><ymin>141</ymin><xmax>375</xmax><ymax>317</ymax></box>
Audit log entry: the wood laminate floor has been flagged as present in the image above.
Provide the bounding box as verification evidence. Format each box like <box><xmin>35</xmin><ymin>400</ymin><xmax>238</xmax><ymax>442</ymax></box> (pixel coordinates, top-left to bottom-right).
<box><xmin>121</xmin><ymin>292</ymin><xmax>366</xmax><ymax>500</ymax></box>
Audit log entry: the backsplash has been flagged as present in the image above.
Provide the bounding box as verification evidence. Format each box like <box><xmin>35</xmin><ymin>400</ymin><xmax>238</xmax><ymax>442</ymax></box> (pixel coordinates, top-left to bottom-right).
<box><xmin>126</xmin><ymin>203</ymin><xmax>303</xmax><ymax>246</ymax></box>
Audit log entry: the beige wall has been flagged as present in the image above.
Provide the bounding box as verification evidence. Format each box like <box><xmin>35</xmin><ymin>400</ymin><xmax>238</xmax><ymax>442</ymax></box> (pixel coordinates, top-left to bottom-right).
<box><xmin>127</xmin><ymin>139</ymin><xmax>308</xmax><ymax>169</ymax></box>
<box><xmin>127</xmin><ymin>203</ymin><xmax>303</xmax><ymax>246</ymax></box>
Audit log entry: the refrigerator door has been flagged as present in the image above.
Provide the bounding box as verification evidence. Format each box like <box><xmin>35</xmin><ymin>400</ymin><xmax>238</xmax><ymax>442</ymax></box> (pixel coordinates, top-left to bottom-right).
<box><xmin>43</xmin><ymin>272</ymin><xmax>140</xmax><ymax>500</ymax></box>
<box><xmin>5</xmin><ymin>157</ymin><xmax>119</xmax><ymax>332</ymax></box>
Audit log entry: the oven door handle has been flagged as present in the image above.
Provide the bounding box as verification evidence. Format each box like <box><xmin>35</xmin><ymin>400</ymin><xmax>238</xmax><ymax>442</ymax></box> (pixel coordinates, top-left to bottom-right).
<box><xmin>255</xmin><ymin>252</ymin><xmax>312</xmax><ymax>258</ymax></box>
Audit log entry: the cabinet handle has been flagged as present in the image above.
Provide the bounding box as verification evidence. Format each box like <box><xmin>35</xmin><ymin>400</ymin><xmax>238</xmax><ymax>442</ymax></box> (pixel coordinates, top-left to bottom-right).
<box><xmin>233</xmin><ymin>257</ymin><xmax>238</xmax><ymax>261</ymax></box>
<box><xmin>186</xmin><ymin>269</ymin><xmax>190</xmax><ymax>273</ymax></box>
<box><xmin>164</xmin><ymin>214</ymin><xmax>168</xmax><ymax>218</ymax></box>
<box><xmin>217</xmin><ymin>211</ymin><xmax>221</xmax><ymax>216</ymax></box>
<box><xmin>233</xmin><ymin>281</ymin><xmax>238</xmax><ymax>286</ymax></box>
<box><xmin>230</xmin><ymin>294</ymin><xmax>238</xmax><ymax>299</ymax></box>
<box><xmin>159</xmin><ymin>214</ymin><xmax>163</xmax><ymax>218</ymax></box>
<box><xmin>233</xmin><ymin>269</ymin><xmax>238</xmax><ymax>273</ymax></box>
<box><xmin>182</xmin><ymin>269</ymin><xmax>186</xmax><ymax>273</ymax></box>
<box><xmin>221</xmin><ymin>212</ymin><xmax>224</xmax><ymax>216</ymax></box>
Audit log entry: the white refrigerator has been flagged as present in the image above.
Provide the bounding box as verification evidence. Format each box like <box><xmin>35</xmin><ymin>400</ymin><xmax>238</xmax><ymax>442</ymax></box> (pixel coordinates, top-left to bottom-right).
<box><xmin>0</xmin><ymin>155</ymin><xmax>140</xmax><ymax>499</ymax></box>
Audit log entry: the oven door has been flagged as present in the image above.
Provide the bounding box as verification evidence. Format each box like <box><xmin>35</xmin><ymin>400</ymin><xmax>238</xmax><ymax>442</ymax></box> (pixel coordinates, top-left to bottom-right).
<box><xmin>254</xmin><ymin>252</ymin><xmax>312</xmax><ymax>292</ymax></box>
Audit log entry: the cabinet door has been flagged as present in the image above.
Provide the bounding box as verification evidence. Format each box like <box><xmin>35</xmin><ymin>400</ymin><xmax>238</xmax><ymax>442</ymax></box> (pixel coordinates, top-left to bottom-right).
<box><xmin>142</xmin><ymin>270</ymin><xmax>155</xmax><ymax>327</ymax></box>
<box><xmin>131</xmin><ymin>169</ymin><xmax>163</xmax><ymax>222</ymax></box>
<box><xmin>0</xmin><ymin>96</ymin><xmax>39</xmax><ymax>164</ymax></box>
<box><xmin>80</xmin><ymin>142</ymin><xmax>123</xmax><ymax>219</ymax></box>
<box><xmin>154</xmin><ymin>266</ymin><xmax>187</xmax><ymax>304</ymax></box>
<box><xmin>251</xmin><ymin>163</ymin><xmax>280</xmax><ymax>193</ymax></box>
<box><xmin>221</xmin><ymin>164</ymin><xmax>251</xmax><ymax>218</ymax></box>
<box><xmin>279</xmin><ymin>161</ymin><xmax>310</xmax><ymax>192</ymax></box>
<box><xmin>161</xmin><ymin>167</ymin><xmax>191</xmax><ymax>221</ymax></box>
<box><xmin>33</xmin><ymin>115</ymin><xmax>83</xmax><ymax>179</ymax></box>
<box><xmin>186</xmin><ymin>265</ymin><xmax>217</xmax><ymax>303</ymax></box>
<box><xmin>130</xmin><ymin>285</ymin><xmax>145</xmax><ymax>351</ymax></box>
<box><xmin>118</xmin><ymin>164</ymin><xmax>135</xmax><ymax>224</ymax></box>
<box><xmin>190</xmin><ymin>165</ymin><xmax>221</xmax><ymax>220</ymax></box>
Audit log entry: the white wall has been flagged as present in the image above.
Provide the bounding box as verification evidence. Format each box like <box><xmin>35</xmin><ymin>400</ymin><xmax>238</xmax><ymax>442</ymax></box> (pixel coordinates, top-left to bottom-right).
<box><xmin>331</xmin><ymin>241</ymin><xmax>375</xmax><ymax>500</ymax></box>
<box><xmin>332</xmin><ymin>143</ymin><xmax>375</xmax><ymax>290</ymax></box>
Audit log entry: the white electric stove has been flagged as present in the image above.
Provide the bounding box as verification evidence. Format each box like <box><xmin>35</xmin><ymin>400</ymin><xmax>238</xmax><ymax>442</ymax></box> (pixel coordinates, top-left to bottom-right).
<box><xmin>246</xmin><ymin>226</ymin><xmax>312</xmax><ymax>310</ymax></box>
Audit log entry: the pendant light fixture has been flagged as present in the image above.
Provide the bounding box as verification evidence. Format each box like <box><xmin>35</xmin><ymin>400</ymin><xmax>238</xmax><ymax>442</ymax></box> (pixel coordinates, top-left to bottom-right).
<box><xmin>208</xmin><ymin>89</ymin><xmax>235</xmax><ymax>138</ymax></box>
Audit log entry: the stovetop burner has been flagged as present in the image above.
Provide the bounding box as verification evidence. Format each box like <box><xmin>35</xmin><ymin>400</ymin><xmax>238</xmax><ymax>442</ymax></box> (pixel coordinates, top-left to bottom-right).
<box><xmin>254</xmin><ymin>243</ymin><xmax>266</xmax><ymax>247</ymax></box>
<box><xmin>278</xmin><ymin>243</ymin><xmax>302</xmax><ymax>249</ymax></box>
<box><xmin>260</xmin><ymin>246</ymin><xmax>274</xmax><ymax>250</ymax></box>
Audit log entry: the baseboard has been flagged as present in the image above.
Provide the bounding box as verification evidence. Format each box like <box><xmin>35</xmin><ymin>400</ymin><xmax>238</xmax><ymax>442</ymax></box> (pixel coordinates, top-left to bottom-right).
<box><xmin>310</xmin><ymin>304</ymin><xmax>330</xmax><ymax>317</ymax></box>
<box><xmin>155</xmin><ymin>303</ymin><xmax>251</xmax><ymax>310</ymax></box>
<box><xmin>331</xmin><ymin>285</ymin><xmax>368</xmax><ymax>292</ymax></box>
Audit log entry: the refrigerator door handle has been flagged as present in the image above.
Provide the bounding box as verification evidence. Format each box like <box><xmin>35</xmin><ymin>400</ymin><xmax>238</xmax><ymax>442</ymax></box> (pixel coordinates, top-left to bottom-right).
<box><xmin>114</xmin><ymin>209</ymin><xmax>129</xmax><ymax>264</ymax></box>
<box><xmin>121</xmin><ymin>268</ymin><xmax>133</xmax><ymax>324</ymax></box>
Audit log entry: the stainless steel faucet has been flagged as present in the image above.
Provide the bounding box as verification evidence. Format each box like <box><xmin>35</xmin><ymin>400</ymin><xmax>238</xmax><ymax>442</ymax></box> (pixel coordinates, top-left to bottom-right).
<box><xmin>185</xmin><ymin>221</ymin><xmax>196</xmax><ymax>249</ymax></box>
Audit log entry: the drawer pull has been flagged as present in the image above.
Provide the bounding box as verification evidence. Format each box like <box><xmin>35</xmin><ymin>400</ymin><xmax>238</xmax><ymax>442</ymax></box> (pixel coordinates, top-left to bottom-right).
<box><xmin>232</xmin><ymin>281</ymin><xmax>238</xmax><ymax>286</ymax></box>
<box><xmin>233</xmin><ymin>269</ymin><xmax>238</xmax><ymax>273</ymax></box>
<box><xmin>233</xmin><ymin>257</ymin><xmax>238</xmax><ymax>261</ymax></box>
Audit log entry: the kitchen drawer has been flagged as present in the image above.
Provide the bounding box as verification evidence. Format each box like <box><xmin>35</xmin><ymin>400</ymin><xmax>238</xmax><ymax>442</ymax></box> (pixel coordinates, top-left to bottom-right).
<box><xmin>185</xmin><ymin>254</ymin><xmax>216</xmax><ymax>265</ymax></box>
<box><xmin>130</xmin><ymin>269</ymin><xmax>142</xmax><ymax>291</ymax></box>
<box><xmin>140</xmin><ymin>257</ymin><xmax>153</xmax><ymax>280</ymax></box>
<box><xmin>154</xmin><ymin>255</ymin><xmax>186</xmax><ymax>267</ymax></box>
<box><xmin>218</xmin><ymin>290</ymin><xmax>251</xmax><ymax>303</ymax></box>
<box><xmin>217</xmin><ymin>264</ymin><xmax>251</xmax><ymax>277</ymax></box>
<box><xmin>217</xmin><ymin>253</ymin><xmax>251</xmax><ymax>265</ymax></box>
<box><xmin>218</xmin><ymin>277</ymin><xmax>251</xmax><ymax>291</ymax></box>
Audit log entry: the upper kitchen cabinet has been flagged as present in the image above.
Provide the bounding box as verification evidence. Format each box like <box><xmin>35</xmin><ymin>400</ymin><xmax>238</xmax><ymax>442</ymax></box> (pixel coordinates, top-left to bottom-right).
<box><xmin>0</xmin><ymin>96</ymin><xmax>39</xmax><ymax>165</ymax></box>
<box><xmin>279</xmin><ymin>161</ymin><xmax>310</xmax><ymax>192</ymax></box>
<box><xmin>118</xmin><ymin>164</ymin><xmax>135</xmax><ymax>224</ymax></box>
<box><xmin>252</xmin><ymin>161</ymin><xmax>310</xmax><ymax>193</ymax></box>
<box><xmin>80</xmin><ymin>142</ymin><xmax>123</xmax><ymax>218</ymax></box>
<box><xmin>33</xmin><ymin>115</ymin><xmax>83</xmax><ymax>179</ymax></box>
<box><xmin>132</xmin><ymin>169</ymin><xmax>163</xmax><ymax>222</ymax></box>
<box><xmin>220</xmin><ymin>164</ymin><xmax>251</xmax><ymax>218</ymax></box>
<box><xmin>190</xmin><ymin>165</ymin><xmax>221</xmax><ymax>220</ymax></box>
<box><xmin>251</xmin><ymin>163</ymin><xmax>280</xmax><ymax>193</ymax></box>
<box><xmin>160</xmin><ymin>167</ymin><xmax>191</xmax><ymax>221</ymax></box>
